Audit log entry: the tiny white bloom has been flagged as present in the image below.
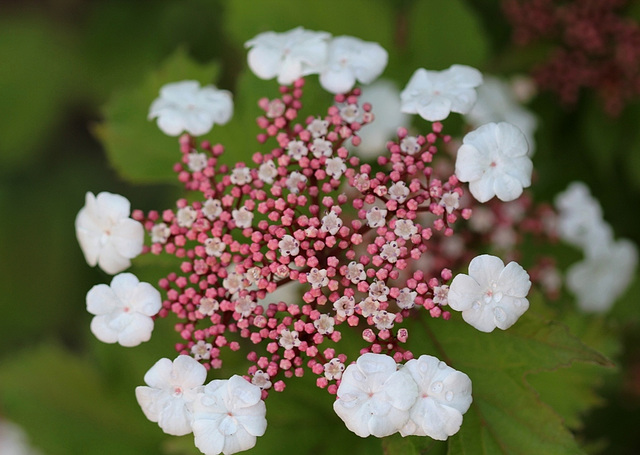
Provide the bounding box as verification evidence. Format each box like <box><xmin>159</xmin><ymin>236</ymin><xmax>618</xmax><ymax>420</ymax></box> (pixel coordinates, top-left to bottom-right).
<box><xmin>400</xmin><ymin>136</ymin><xmax>421</xmax><ymax>155</ymax></box>
<box><xmin>333</xmin><ymin>353</ymin><xmax>417</xmax><ymax>437</ymax></box>
<box><xmin>567</xmin><ymin>239</ymin><xmax>638</xmax><ymax>313</ymax></box>
<box><xmin>380</xmin><ymin>241</ymin><xmax>401</xmax><ymax>263</ymax></box>
<box><xmin>235</xmin><ymin>295</ymin><xmax>257</xmax><ymax>318</ymax></box>
<box><xmin>278</xmin><ymin>234</ymin><xmax>300</xmax><ymax>256</ymax></box>
<box><xmin>230</xmin><ymin>167</ymin><xmax>252</xmax><ymax>185</ymax></box>
<box><xmin>396</xmin><ymin>288</ymin><xmax>417</xmax><ymax>310</ymax></box>
<box><xmin>279</xmin><ymin>329</ymin><xmax>301</xmax><ymax>350</ymax></box>
<box><xmin>324</xmin><ymin>358</ymin><xmax>345</xmax><ymax>380</ymax></box>
<box><xmin>198</xmin><ymin>297</ymin><xmax>219</xmax><ymax>316</ymax></box>
<box><xmin>373</xmin><ymin>310</ymin><xmax>396</xmax><ymax>330</ymax></box>
<box><xmin>310</xmin><ymin>138</ymin><xmax>333</xmax><ymax>158</ymax></box>
<box><xmin>202</xmin><ymin>198</ymin><xmax>223</xmax><ymax>220</ymax></box>
<box><xmin>366</xmin><ymin>206</ymin><xmax>387</xmax><ymax>228</ymax></box>
<box><xmin>307</xmin><ymin>267</ymin><xmax>329</xmax><ymax>289</ymax></box>
<box><xmin>192</xmin><ymin>376</ymin><xmax>267</xmax><ymax>455</ymax></box>
<box><xmin>86</xmin><ymin>273</ymin><xmax>162</xmax><ymax>347</ymax></box>
<box><xmin>176</xmin><ymin>206</ymin><xmax>198</xmax><ymax>228</ymax></box>
<box><xmin>188</xmin><ymin>152</ymin><xmax>209</xmax><ymax>172</ymax></box>
<box><xmin>223</xmin><ymin>272</ymin><xmax>245</xmax><ymax>295</ymax></box>
<box><xmin>319</xmin><ymin>36</ymin><xmax>388</xmax><ymax>94</ymax></box>
<box><xmin>321</xmin><ymin>210</ymin><xmax>343</xmax><ymax>235</ymax></box>
<box><xmin>448</xmin><ymin>254</ymin><xmax>531</xmax><ymax>332</ymax></box>
<box><xmin>258</xmin><ymin>160</ymin><xmax>278</xmax><ymax>184</ymax></box>
<box><xmin>334</xmin><ymin>295</ymin><xmax>356</xmax><ymax>318</ymax></box>
<box><xmin>400</xmin><ymin>355</ymin><xmax>472</xmax><ymax>440</ymax></box>
<box><xmin>433</xmin><ymin>285</ymin><xmax>449</xmax><ymax>306</ymax></box>
<box><xmin>326</xmin><ymin>157</ymin><xmax>347</xmax><ymax>180</ymax></box>
<box><xmin>191</xmin><ymin>340</ymin><xmax>213</xmax><ymax>361</ymax></box>
<box><xmin>135</xmin><ymin>355</ymin><xmax>207</xmax><ymax>436</ymax></box>
<box><xmin>369</xmin><ymin>280</ymin><xmax>390</xmax><ymax>302</ymax></box>
<box><xmin>75</xmin><ymin>191</ymin><xmax>144</xmax><ymax>275</ymax></box>
<box><xmin>440</xmin><ymin>191</ymin><xmax>460</xmax><ymax>214</ymax></box>
<box><xmin>401</xmin><ymin>65</ymin><xmax>483</xmax><ymax>121</ymax></box>
<box><xmin>307</xmin><ymin>117</ymin><xmax>329</xmax><ymax>138</ymax></box>
<box><xmin>245</xmin><ymin>27</ymin><xmax>330</xmax><ymax>84</ymax></box>
<box><xmin>286</xmin><ymin>171</ymin><xmax>308</xmax><ymax>193</ymax></box>
<box><xmin>232</xmin><ymin>207</ymin><xmax>254</xmax><ymax>229</ymax></box>
<box><xmin>340</xmin><ymin>103</ymin><xmax>360</xmax><ymax>122</ymax></box>
<box><xmin>252</xmin><ymin>370</ymin><xmax>272</xmax><ymax>389</ymax></box>
<box><xmin>287</xmin><ymin>140</ymin><xmax>308</xmax><ymax>160</ymax></box>
<box><xmin>455</xmin><ymin>122</ymin><xmax>532</xmax><ymax>203</ymax></box>
<box><xmin>205</xmin><ymin>237</ymin><xmax>226</xmax><ymax>257</ymax></box>
<box><xmin>314</xmin><ymin>314</ymin><xmax>335</xmax><ymax>335</ymax></box>
<box><xmin>359</xmin><ymin>296</ymin><xmax>380</xmax><ymax>318</ymax></box>
<box><xmin>151</xmin><ymin>222</ymin><xmax>171</xmax><ymax>244</ymax></box>
<box><xmin>394</xmin><ymin>219</ymin><xmax>418</xmax><ymax>240</ymax></box>
<box><xmin>345</xmin><ymin>261</ymin><xmax>366</xmax><ymax>284</ymax></box>
<box><xmin>148</xmin><ymin>80</ymin><xmax>233</xmax><ymax>136</ymax></box>
<box><xmin>388</xmin><ymin>181</ymin><xmax>410</xmax><ymax>203</ymax></box>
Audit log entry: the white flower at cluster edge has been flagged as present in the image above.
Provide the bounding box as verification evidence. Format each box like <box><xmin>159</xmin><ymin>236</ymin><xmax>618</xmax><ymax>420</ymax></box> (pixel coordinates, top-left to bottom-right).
<box><xmin>245</xmin><ymin>27</ymin><xmax>330</xmax><ymax>85</ymax></box>
<box><xmin>400</xmin><ymin>355</ymin><xmax>472</xmax><ymax>440</ymax></box>
<box><xmin>319</xmin><ymin>36</ymin><xmax>388</xmax><ymax>94</ymax></box>
<box><xmin>455</xmin><ymin>122</ymin><xmax>532</xmax><ymax>203</ymax></box>
<box><xmin>191</xmin><ymin>375</ymin><xmax>267</xmax><ymax>455</ymax></box>
<box><xmin>333</xmin><ymin>353</ymin><xmax>417</xmax><ymax>437</ymax></box>
<box><xmin>400</xmin><ymin>65</ymin><xmax>483</xmax><ymax>121</ymax></box>
<box><xmin>148</xmin><ymin>80</ymin><xmax>233</xmax><ymax>136</ymax></box>
<box><xmin>75</xmin><ymin>191</ymin><xmax>144</xmax><ymax>274</ymax></box>
<box><xmin>448</xmin><ymin>254</ymin><xmax>531</xmax><ymax>332</ymax></box>
<box><xmin>86</xmin><ymin>273</ymin><xmax>161</xmax><ymax>347</ymax></box>
<box><xmin>135</xmin><ymin>355</ymin><xmax>207</xmax><ymax>436</ymax></box>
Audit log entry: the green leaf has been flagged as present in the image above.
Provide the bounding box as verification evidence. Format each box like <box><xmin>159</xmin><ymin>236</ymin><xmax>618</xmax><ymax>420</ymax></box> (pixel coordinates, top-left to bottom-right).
<box><xmin>406</xmin><ymin>308</ymin><xmax>611</xmax><ymax>455</ymax></box>
<box><xmin>0</xmin><ymin>344</ymin><xmax>166</xmax><ymax>455</ymax></box>
<box><xmin>95</xmin><ymin>48</ymin><xmax>221</xmax><ymax>184</ymax></box>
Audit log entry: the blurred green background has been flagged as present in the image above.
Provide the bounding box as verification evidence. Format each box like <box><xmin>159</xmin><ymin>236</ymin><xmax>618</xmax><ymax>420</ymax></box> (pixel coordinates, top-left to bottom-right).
<box><xmin>1</xmin><ymin>0</ymin><xmax>640</xmax><ymax>453</ymax></box>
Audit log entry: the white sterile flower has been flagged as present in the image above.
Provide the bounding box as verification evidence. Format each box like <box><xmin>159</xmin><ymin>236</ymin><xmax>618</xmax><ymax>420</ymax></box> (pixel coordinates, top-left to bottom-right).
<box><xmin>400</xmin><ymin>355</ymin><xmax>472</xmax><ymax>440</ymax></box>
<box><xmin>205</xmin><ymin>237</ymin><xmax>226</xmax><ymax>257</ymax></box>
<box><xmin>188</xmin><ymin>152</ymin><xmax>209</xmax><ymax>172</ymax></box>
<box><xmin>151</xmin><ymin>222</ymin><xmax>171</xmax><ymax>244</ymax></box>
<box><xmin>334</xmin><ymin>295</ymin><xmax>356</xmax><ymax>318</ymax></box>
<box><xmin>148</xmin><ymin>80</ymin><xmax>233</xmax><ymax>136</ymax></box>
<box><xmin>388</xmin><ymin>181</ymin><xmax>410</xmax><ymax>203</ymax></box>
<box><xmin>448</xmin><ymin>254</ymin><xmax>531</xmax><ymax>332</ymax></box>
<box><xmin>76</xmin><ymin>191</ymin><xmax>144</xmax><ymax>275</ymax></box>
<box><xmin>192</xmin><ymin>376</ymin><xmax>267</xmax><ymax>455</ymax></box>
<box><xmin>324</xmin><ymin>358</ymin><xmax>345</xmax><ymax>380</ymax></box>
<box><xmin>307</xmin><ymin>117</ymin><xmax>329</xmax><ymax>138</ymax></box>
<box><xmin>135</xmin><ymin>355</ymin><xmax>207</xmax><ymax>436</ymax></box>
<box><xmin>465</xmin><ymin>76</ymin><xmax>538</xmax><ymax>154</ymax></box>
<box><xmin>359</xmin><ymin>296</ymin><xmax>380</xmax><ymax>318</ymax></box>
<box><xmin>245</xmin><ymin>27</ymin><xmax>330</xmax><ymax>84</ymax></box>
<box><xmin>252</xmin><ymin>370</ymin><xmax>272</xmax><ymax>390</ymax></box>
<box><xmin>394</xmin><ymin>219</ymin><xmax>418</xmax><ymax>240</ymax></box>
<box><xmin>355</xmin><ymin>80</ymin><xmax>410</xmax><ymax>157</ymax></box>
<box><xmin>400</xmin><ymin>136</ymin><xmax>421</xmax><ymax>155</ymax></box>
<box><xmin>319</xmin><ymin>36</ymin><xmax>388</xmax><ymax>94</ymax></box>
<box><xmin>307</xmin><ymin>267</ymin><xmax>329</xmax><ymax>289</ymax></box>
<box><xmin>440</xmin><ymin>191</ymin><xmax>460</xmax><ymax>214</ymax></box>
<box><xmin>278</xmin><ymin>234</ymin><xmax>299</xmax><ymax>256</ymax></box>
<box><xmin>191</xmin><ymin>340</ymin><xmax>213</xmax><ymax>361</ymax></box>
<box><xmin>0</xmin><ymin>419</ymin><xmax>44</xmax><ymax>455</ymax></box>
<box><xmin>366</xmin><ymin>206</ymin><xmax>387</xmax><ymax>228</ymax></box>
<box><xmin>177</xmin><ymin>206</ymin><xmax>198</xmax><ymax>228</ymax></box>
<box><xmin>326</xmin><ymin>157</ymin><xmax>346</xmax><ymax>180</ymax></box>
<box><xmin>86</xmin><ymin>273</ymin><xmax>161</xmax><ymax>347</ymax></box>
<box><xmin>380</xmin><ymin>241</ymin><xmax>401</xmax><ymax>263</ymax></box>
<box><xmin>258</xmin><ymin>160</ymin><xmax>278</xmax><ymax>184</ymax></box>
<box><xmin>230</xmin><ymin>167</ymin><xmax>252</xmax><ymax>185</ymax></box>
<box><xmin>287</xmin><ymin>140</ymin><xmax>308</xmax><ymax>160</ymax></box>
<box><xmin>314</xmin><ymin>314</ymin><xmax>335</xmax><ymax>335</ymax></box>
<box><xmin>369</xmin><ymin>280</ymin><xmax>390</xmax><ymax>302</ymax></box>
<box><xmin>396</xmin><ymin>288</ymin><xmax>417</xmax><ymax>310</ymax></box>
<box><xmin>373</xmin><ymin>310</ymin><xmax>396</xmax><ymax>330</ymax></box>
<box><xmin>203</xmin><ymin>198</ymin><xmax>223</xmax><ymax>220</ymax></box>
<box><xmin>310</xmin><ymin>138</ymin><xmax>333</xmax><ymax>158</ymax></box>
<box><xmin>567</xmin><ymin>239</ymin><xmax>638</xmax><ymax>313</ymax></box>
<box><xmin>279</xmin><ymin>329</ymin><xmax>301</xmax><ymax>350</ymax></box>
<box><xmin>455</xmin><ymin>122</ymin><xmax>532</xmax><ymax>203</ymax></box>
<box><xmin>401</xmin><ymin>65</ymin><xmax>483</xmax><ymax>121</ymax></box>
<box><xmin>321</xmin><ymin>210</ymin><xmax>343</xmax><ymax>235</ymax></box>
<box><xmin>333</xmin><ymin>353</ymin><xmax>417</xmax><ymax>437</ymax></box>
<box><xmin>346</xmin><ymin>261</ymin><xmax>366</xmax><ymax>284</ymax></box>
<box><xmin>232</xmin><ymin>207</ymin><xmax>253</xmax><ymax>229</ymax></box>
<box><xmin>286</xmin><ymin>171</ymin><xmax>307</xmax><ymax>193</ymax></box>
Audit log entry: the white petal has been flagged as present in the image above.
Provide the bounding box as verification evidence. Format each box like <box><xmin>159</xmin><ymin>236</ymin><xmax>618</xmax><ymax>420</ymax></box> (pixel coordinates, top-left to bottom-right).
<box><xmin>447</xmin><ymin>274</ymin><xmax>482</xmax><ymax>311</ymax></box>
<box><xmin>497</xmin><ymin>262</ymin><xmax>531</xmax><ymax>297</ymax></box>
<box><xmin>143</xmin><ymin>358</ymin><xmax>175</xmax><ymax>388</ymax></box>
<box><xmin>117</xmin><ymin>312</ymin><xmax>154</xmax><ymax>347</ymax></box>
<box><xmin>320</xmin><ymin>68</ymin><xmax>357</xmax><ymax>94</ymax></box>
<box><xmin>86</xmin><ymin>283</ymin><xmax>118</xmax><ymax>315</ymax></box>
<box><xmin>90</xmin><ymin>314</ymin><xmax>120</xmax><ymax>344</ymax></box>
<box><xmin>468</xmin><ymin>254</ymin><xmax>505</xmax><ymax>286</ymax></box>
<box><xmin>172</xmin><ymin>355</ymin><xmax>208</xmax><ymax>389</ymax></box>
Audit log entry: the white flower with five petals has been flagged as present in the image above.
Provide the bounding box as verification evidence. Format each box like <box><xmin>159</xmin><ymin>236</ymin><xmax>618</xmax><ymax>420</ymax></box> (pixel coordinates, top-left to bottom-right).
<box><xmin>400</xmin><ymin>65</ymin><xmax>483</xmax><ymax>121</ymax></box>
<box><xmin>86</xmin><ymin>273</ymin><xmax>161</xmax><ymax>347</ymax></box>
<box><xmin>148</xmin><ymin>80</ymin><xmax>233</xmax><ymax>136</ymax></box>
<box><xmin>75</xmin><ymin>191</ymin><xmax>144</xmax><ymax>274</ymax></box>
<box><xmin>135</xmin><ymin>355</ymin><xmax>207</xmax><ymax>436</ymax></box>
<box><xmin>448</xmin><ymin>254</ymin><xmax>531</xmax><ymax>332</ymax></box>
<box><xmin>455</xmin><ymin>122</ymin><xmax>532</xmax><ymax>203</ymax></box>
<box><xmin>191</xmin><ymin>376</ymin><xmax>267</xmax><ymax>455</ymax></box>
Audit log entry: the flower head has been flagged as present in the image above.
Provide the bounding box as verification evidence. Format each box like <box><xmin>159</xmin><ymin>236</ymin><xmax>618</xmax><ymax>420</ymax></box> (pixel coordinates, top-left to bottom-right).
<box><xmin>86</xmin><ymin>273</ymin><xmax>161</xmax><ymax>347</ymax></box>
<box><xmin>245</xmin><ymin>27</ymin><xmax>330</xmax><ymax>84</ymax></box>
<box><xmin>191</xmin><ymin>376</ymin><xmax>267</xmax><ymax>455</ymax></box>
<box><xmin>75</xmin><ymin>191</ymin><xmax>144</xmax><ymax>274</ymax></box>
<box><xmin>401</xmin><ymin>65</ymin><xmax>483</xmax><ymax>121</ymax></box>
<box><xmin>319</xmin><ymin>36</ymin><xmax>388</xmax><ymax>94</ymax></box>
<box><xmin>148</xmin><ymin>80</ymin><xmax>233</xmax><ymax>136</ymax></box>
<box><xmin>135</xmin><ymin>355</ymin><xmax>207</xmax><ymax>436</ymax></box>
<box><xmin>448</xmin><ymin>254</ymin><xmax>531</xmax><ymax>332</ymax></box>
<box><xmin>455</xmin><ymin>122</ymin><xmax>532</xmax><ymax>203</ymax></box>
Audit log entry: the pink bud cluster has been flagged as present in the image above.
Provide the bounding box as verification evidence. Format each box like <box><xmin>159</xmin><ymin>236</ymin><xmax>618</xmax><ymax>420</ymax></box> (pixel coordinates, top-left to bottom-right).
<box><xmin>131</xmin><ymin>77</ymin><xmax>544</xmax><ymax>399</ymax></box>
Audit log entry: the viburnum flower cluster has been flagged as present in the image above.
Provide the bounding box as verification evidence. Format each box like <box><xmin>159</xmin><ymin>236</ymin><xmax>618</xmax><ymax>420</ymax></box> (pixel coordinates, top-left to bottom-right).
<box><xmin>74</xmin><ymin>26</ymin><xmax>635</xmax><ymax>455</ymax></box>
